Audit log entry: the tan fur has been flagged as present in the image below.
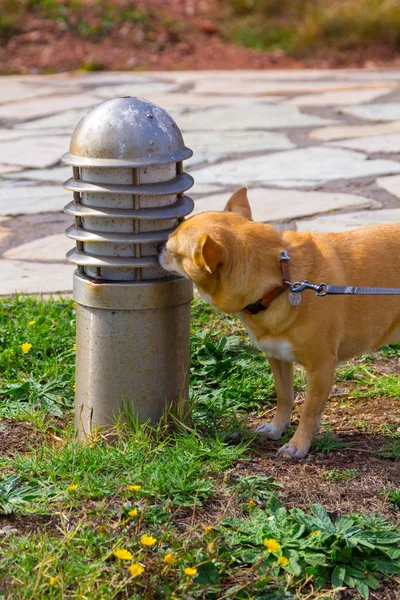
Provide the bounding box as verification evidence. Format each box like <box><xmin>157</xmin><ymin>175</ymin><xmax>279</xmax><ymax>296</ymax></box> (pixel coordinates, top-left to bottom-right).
<box><xmin>159</xmin><ymin>188</ymin><xmax>400</xmax><ymax>459</ymax></box>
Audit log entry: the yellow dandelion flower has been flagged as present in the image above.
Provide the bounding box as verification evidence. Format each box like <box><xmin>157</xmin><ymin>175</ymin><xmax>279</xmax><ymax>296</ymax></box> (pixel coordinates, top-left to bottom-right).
<box><xmin>277</xmin><ymin>556</ymin><xmax>289</xmax><ymax>567</ymax></box>
<box><xmin>249</xmin><ymin>498</ymin><xmax>255</xmax><ymax>510</ymax></box>
<box><xmin>28</xmin><ymin>320</ymin><xmax>36</xmax><ymax>327</ymax></box>
<box><xmin>21</xmin><ymin>343</ymin><xmax>32</xmax><ymax>354</ymax></box>
<box><xmin>73</xmin><ymin>343</ymin><xmax>76</xmax><ymax>351</ymax></box>
<box><xmin>126</xmin><ymin>485</ymin><xmax>142</xmax><ymax>492</ymax></box>
<box><xmin>264</xmin><ymin>538</ymin><xmax>281</xmax><ymax>553</ymax></box>
<box><xmin>140</xmin><ymin>534</ymin><xmax>157</xmax><ymax>547</ymax></box>
<box><xmin>184</xmin><ymin>567</ymin><xmax>197</xmax><ymax>577</ymax></box>
<box><xmin>49</xmin><ymin>576</ymin><xmax>57</xmax><ymax>586</ymax></box>
<box><xmin>128</xmin><ymin>508</ymin><xmax>138</xmax><ymax>518</ymax></box>
<box><xmin>163</xmin><ymin>552</ymin><xmax>176</xmax><ymax>565</ymax></box>
<box><xmin>128</xmin><ymin>563</ymin><xmax>144</xmax><ymax>577</ymax></box>
<box><xmin>114</xmin><ymin>548</ymin><xmax>133</xmax><ymax>561</ymax></box>
<box><xmin>203</xmin><ymin>525</ymin><xmax>212</xmax><ymax>533</ymax></box>
<box><xmin>67</xmin><ymin>484</ymin><xmax>78</xmax><ymax>492</ymax></box>
<box><xmin>206</xmin><ymin>542</ymin><xmax>215</xmax><ymax>553</ymax></box>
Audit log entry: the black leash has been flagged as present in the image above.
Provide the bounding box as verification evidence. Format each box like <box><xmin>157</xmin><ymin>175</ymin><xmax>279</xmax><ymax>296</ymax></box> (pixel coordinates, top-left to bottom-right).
<box><xmin>242</xmin><ymin>251</ymin><xmax>400</xmax><ymax>315</ymax></box>
<box><xmin>287</xmin><ymin>280</ymin><xmax>400</xmax><ymax>297</ymax></box>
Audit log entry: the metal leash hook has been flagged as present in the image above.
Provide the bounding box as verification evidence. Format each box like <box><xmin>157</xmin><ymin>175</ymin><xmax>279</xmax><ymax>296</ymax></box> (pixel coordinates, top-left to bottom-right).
<box><xmin>287</xmin><ymin>280</ymin><xmax>328</xmax><ymax>296</ymax></box>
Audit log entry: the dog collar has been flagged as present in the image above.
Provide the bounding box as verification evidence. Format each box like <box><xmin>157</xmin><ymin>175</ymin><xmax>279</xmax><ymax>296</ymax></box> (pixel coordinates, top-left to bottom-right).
<box><xmin>243</xmin><ymin>251</ymin><xmax>291</xmax><ymax>315</ymax></box>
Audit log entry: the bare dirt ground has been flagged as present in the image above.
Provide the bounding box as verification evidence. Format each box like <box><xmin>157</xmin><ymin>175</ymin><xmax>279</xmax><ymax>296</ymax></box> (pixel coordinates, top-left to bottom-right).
<box><xmin>2</xmin><ymin>0</ymin><xmax>400</xmax><ymax>74</ymax></box>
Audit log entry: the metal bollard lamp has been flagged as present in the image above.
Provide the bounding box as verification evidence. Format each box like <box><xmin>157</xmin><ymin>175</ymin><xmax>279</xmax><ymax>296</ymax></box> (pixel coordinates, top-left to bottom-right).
<box><xmin>62</xmin><ymin>97</ymin><xmax>194</xmax><ymax>441</ymax></box>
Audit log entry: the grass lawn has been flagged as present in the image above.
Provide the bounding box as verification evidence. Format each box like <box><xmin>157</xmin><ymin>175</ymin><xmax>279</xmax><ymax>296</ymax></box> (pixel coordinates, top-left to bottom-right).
<box><xmin>0</xmin><ymin>296</ymin><xmax>399</xmax><ymax>599</ymax></box>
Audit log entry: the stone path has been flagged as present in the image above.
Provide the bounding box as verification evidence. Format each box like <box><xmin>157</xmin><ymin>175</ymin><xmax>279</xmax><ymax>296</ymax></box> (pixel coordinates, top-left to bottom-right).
<box><xmin>1</xmin><ymin>69</ymin><xmax>400</xmax><ymax>295</ymax></box>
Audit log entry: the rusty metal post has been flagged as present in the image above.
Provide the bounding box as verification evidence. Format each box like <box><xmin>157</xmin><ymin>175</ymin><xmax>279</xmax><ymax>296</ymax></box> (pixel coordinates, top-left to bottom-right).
<box><xmin>62</xmin><ymin>97</ymin><xmax>194</xmax><ymax>440</ymax></box>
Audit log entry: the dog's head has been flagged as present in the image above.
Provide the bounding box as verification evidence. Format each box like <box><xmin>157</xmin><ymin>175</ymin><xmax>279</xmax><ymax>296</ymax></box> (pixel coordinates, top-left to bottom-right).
<box><xmin>158</xmin><ymin>188</ymin><xmax>284</xmax><ymax>313</ymax></box>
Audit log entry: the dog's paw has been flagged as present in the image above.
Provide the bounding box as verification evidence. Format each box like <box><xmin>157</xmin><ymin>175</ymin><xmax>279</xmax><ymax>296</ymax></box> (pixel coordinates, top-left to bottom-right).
<box><xmin>277</xmin><ymin>443</ymin><xmax>308</xmax><ymax>460</ymax></box>
<box><xmin>254</xmin><ymin>423</ymin><xmax>283</xmax><ymax>440</ymax></box>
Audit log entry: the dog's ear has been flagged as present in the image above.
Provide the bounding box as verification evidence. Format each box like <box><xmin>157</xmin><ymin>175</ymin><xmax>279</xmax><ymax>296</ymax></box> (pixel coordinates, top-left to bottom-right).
<box><xmin>224</xmin><ymin>187</ymin><xmax>252</xmax><ymax>220</ymax></box>
<box><xmin>194</xmin><ymin>233</ymin><xmax>224</xmax><ymax>273</ymax></box>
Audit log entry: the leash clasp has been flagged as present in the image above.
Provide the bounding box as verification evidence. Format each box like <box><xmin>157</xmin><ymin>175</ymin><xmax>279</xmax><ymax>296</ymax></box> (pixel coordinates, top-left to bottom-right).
<box><xmin>289</xmin><ymin>280</ymin><xmax>327</xmax><ymax>296</ymax></box>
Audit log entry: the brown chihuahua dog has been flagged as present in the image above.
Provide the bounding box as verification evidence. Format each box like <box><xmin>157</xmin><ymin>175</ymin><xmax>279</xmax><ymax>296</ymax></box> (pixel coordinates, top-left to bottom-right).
<box><xmin>159</xmin><ymin>188</ymin><xmax>400</xmax><ymax>459</ymax></box>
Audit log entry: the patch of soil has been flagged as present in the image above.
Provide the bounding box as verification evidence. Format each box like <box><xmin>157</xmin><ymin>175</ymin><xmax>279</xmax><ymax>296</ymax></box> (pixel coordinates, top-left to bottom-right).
<box><xmin>245</xmin><ymin>439</ymin><xmax>400</xmax><ymax>522</ymax></box>
<box><xmin>246</xmin><ymin>360</ymin><xmax>400</xmax><ymax>522</ymax></box>
<box><xmin>0</xmin><ymin>513</ymin><xmax>58</xmax><ymax>537</ymax></box>
<box><xmin>2</xmin><ymin>0</ymin><xmax>400</xmax><ymax>74</ymax></box>
<box><xmin>0</xmin><ymin>419</ymin><xmax>42</xmax><ymax>455</ymax></box>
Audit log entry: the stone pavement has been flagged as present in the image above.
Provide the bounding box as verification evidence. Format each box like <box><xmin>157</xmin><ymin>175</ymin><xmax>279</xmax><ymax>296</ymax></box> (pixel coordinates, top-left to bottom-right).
<box><xmin>1</xmin><ymin>69</ymin><xmax>400</xmax><ymax>295</ymax></box>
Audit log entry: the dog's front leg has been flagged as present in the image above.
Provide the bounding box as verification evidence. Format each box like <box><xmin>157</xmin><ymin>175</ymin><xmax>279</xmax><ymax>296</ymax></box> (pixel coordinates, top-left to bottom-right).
<box><xmin>278</xmin><ymin>358</ymin><xmax>336</xmax><ymax>460</ymax></box>
<box><xmin>255</xmin><ymin>357</ymin><xmax>293</xmax><ymax>440</ymax></box>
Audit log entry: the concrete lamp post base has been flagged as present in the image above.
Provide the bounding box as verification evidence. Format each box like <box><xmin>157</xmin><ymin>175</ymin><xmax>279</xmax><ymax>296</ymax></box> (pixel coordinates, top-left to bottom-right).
<box><xmin>74</xmin><ymin>272</ymin><xmax>192</xmax><ymax>441</ymax></box>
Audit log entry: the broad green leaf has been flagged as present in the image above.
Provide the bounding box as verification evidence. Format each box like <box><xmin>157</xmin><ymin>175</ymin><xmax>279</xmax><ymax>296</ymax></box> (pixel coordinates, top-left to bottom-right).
<box><xmin>304</xmin><ymin>553</ymin><xmax>328</xmax><ymax>566</ymax></box>
<box><xmin>310</xmin><ymin>504</ymin><xmax>335</xmax><ymax>533</ymax></box>
<box><xmin>363</xmin><ymin>531</ymin><xmax>400</xmax><ymax>544</ymax></box>
<box><xmin>335</xmin><ymin>516</ymin><xmax>356</xmax><ymax>534</ymax></box>
<box><xmin>343</xmin><ymin>571</ymin><xmax>356</xmax><ymax>587</ymax></box>
<box><xmin>332</xmin><ymin>564</ymin><xmax>346</xmax><ymax>588</ymax></box>
<box><xmin>373</xmin><ymin>559</ymin><xmax>400</xmax><ymax>574</ymax></box>
<box><xmin>355</xmin><ymin>578</ymin><xmax>370</xmax><ymax>599</ymax></box>
<box><xmin>365</xmin><ymin>573</ymin><xmax>380</xmax><ymax>591</ymax></box>
<box><xmin>195</xmin><ymin>561</ymin><xmax>220</xmax><ymax>585</ymax></box>
<box><xmin>288</xmin><ymin>551</ymin><xmax>302</xmax><ymax>577</ymax></box>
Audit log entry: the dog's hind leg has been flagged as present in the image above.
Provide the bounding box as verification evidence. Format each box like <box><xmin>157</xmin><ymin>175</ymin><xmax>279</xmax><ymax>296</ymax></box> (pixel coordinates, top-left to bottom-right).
<box><xmin>255</xmin><ymin>357</ymin><xmax>293</xmax><ymax>440</ymax></box>
<box><xmin>278</xmin><ymin>358</ymin><xmax>336</xmax><ymax>459</ymax></box>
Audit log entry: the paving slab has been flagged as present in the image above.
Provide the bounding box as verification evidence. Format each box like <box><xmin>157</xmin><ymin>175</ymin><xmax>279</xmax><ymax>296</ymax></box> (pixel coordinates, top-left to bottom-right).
<box><xmin>376</xmin><ymin>174</ymin><xmax>400</xmax><ymax>198</ymax></box>
<box><xmin>0</xmin><ymin>185</ymin><xmax>70</xmax><ymax>215</ymax></box>
<box><xmin>0</xmin><ymin>136</ymin><xmax>70</xmax><ymax>168</ymax></box>
<box><xmin>37</xmin><ymin>72</ymin><xmax>157</xmax><ymax>87</ymax></box>
<box><xmin>0</xmin><ymin>164</ymin><xmax>23</xmax><ymax>175</ymax></box>
<box><xmin>286</xmin><ymin>88</ymin><xmax>393</xmax><ymax>106</ymax></box>
<box><xmin>4</xmin><ymin>166</ymin><xmax>71</xmax><ymax>184</ymax></box>
<box><xmin>0</xmin><ymin>81</ymin><xmax>60</xmax><ymax>104</ymax></box>
<box><xmin>185</xmin><ymin>130</ymin><xmax>295</xmax><ymax>166</ymax></box>
<box><xmin>338</xmin><ymin>70</ymin><xmax>400</xmax><ymax>82</ymax></box>
<box><xmin>0</xmin><ymin>260</ymin><xmax>74</xmax><ymax>295</ymax></box>
<box><xmin>0</xmin><ymin>227</ymin><xmax>11</xmax><ymax>243</ymax></box>
<box><xmin>4</xmin><ymin>233</ymin><xmax>72</xmax><ymax>261</ymax></box>
<box><xmin>148</xmin><ymin>94</ymin><xmax>284</xmax><ymax>109</ymax></box>
<box><xmin>151</xmin><ymin>69</ymin><xmax>335</xmax><ymax>82</ymax></box>
<box><xmin>0</xmin><ymin>129</ymin><xmax>55</xmax><ymax>141</ymax></box>
<box><xmin>309</xmin><ymin>121</ymin><xmax>400</xmax><ymax>142</ymax></box>
<box><xmin>0</xmin><ymin>94</ymin><xmax>98</xmax><ymax>121</ymax></box>
<box><xmin>297</xmin><ymin>208</ymin><xmax>400</xmax><ymax>232</ymax></box>
<box><xmin>340</xmin><ymin>103</ymin><xmax>400</xmax><ymax>122</ymax></box>
<box><xmin>192</xmin><ymin>147</ymin><xmax>400</xmax><ymax>187</ymax></box>
<box><xmin>151</xmin><ymin>69</ymin><xmax>400</xmax><ymax>83</ymax></box>
<box><xmin>92</xmin><ymin>82</ymin><xmax>179</xmax><ymax>99</ymax></box>
<box><xmin>328</xmin><ymin>133</ymin><xmax>400</xmax><ymax>153</ymax></box>
<box><xmin>192</xmin><ymin>188</ymin><xmax>379</xmax><ymax>222</ymax></box>
<box><xmin>192</xmin><ymin>78</ymin><xmax>394</xmax><ymax>96</ymax></box>
<box><xmin>177</xmin><ymin>103</ymin><xmax>338</xmax><ymax>131</ymax></box>
<box><xmin>190</xmin><ymin>181</ymin><xmax>227</xmax><ymax>195</ymax></box>
<box><xmin>0</xmin><ymin>180</ymin><xmax>36</xmax><ymax>189</ymax></box>
<box><xmin>14</xmin><ymin>109</ymin><xmax>88</xmax><ymax>132</ymax></box>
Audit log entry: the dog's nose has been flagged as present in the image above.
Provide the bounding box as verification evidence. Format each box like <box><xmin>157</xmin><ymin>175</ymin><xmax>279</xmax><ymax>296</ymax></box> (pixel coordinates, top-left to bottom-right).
<box><xmin>157</xmin><ymin>242</ymin><xmax>165</xmax><ymax>255</ymax></box>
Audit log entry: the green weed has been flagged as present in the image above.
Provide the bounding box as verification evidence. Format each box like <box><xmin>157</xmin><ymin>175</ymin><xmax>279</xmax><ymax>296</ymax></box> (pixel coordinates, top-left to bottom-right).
<box><xmin>322</xmin><ymin>469</ymin><xmax>359</xmax><ymax>482</ymax></box>
<box><xmin>221</xmin><ymin>499</ymin><xmax>400</xmax><ymax>599</ymax></box>
<box><xmin>387</xmin><ymin>489</ymin><xmax>400</xmax><ymax>507</ymax></box>
<box><xmin>310</xmin><ymin>430</ymin><xmax>347</xmax><ymax>454</ymax></box>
